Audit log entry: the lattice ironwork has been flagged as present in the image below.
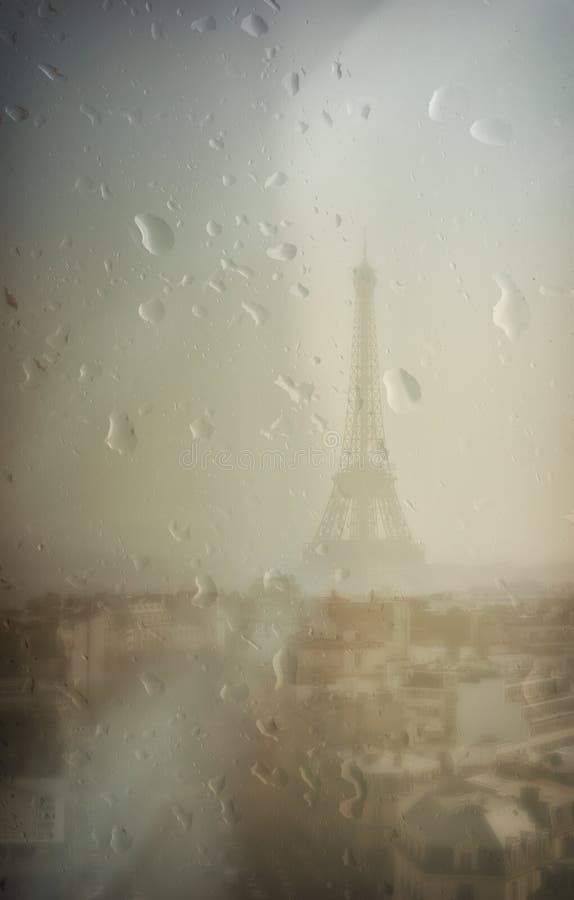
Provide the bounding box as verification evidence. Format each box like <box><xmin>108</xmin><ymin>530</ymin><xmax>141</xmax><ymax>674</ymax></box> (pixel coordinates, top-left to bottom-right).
<box><xmin>308</xmin><ymin>249</ymin><xmax>422</xmax><ymax>567</ymax></box>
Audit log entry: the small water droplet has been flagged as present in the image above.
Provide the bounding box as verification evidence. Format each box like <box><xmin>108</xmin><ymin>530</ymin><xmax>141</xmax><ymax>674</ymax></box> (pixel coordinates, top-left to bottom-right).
<box><xmin>255</xmin><ymin>717</ymin><xmax>279</xmax><ymax>742</ymax></box>
<box><xmin>46</xmin><ymin>323</ymin><xmax>70</xmax><ymax>350</ymax></box>
<box><xmin>79</xmin><ymin>362</ymin><xmax>102</xmax><ymax>382</ymax></box>
<box><xmin>206</xmin><ymin>220</ymin><xmax>223</xmax><ymax>237</ymax></box>
<box><xmin>168</xmin><ymin>521</ymin><xmax>191</xmax><ymax>542</ymax></box>
<box><xmin>264</xmin><ymin>171</ymin><xmax>288</xmax><ymax>188</ymax></box>
<box><xmin>290</xmin><ymin>282</ymin><xmax>309</xmax><ymax>299</ymax></box>
<box><xmin>171</xmin><ymin>804</ymin><xmax>192</xmax><ymax>830</ymax></box>
<box><xmin>428</xmin><ymin>85</ymin><xmax>468</xmax><ymax>123</ymax></box>
<box><xmin>267</xmin><ymin>243</ymin><xmax>297</xmax><ymax>261</ymax></box>
<box><xmin>191</xmin><ymin>15</ymin><xmax>216</xmax><ymax>33</ymax></box>
<box><xmin>282</xmin><ymin>72</ymin><xmax>299</xmax><ymax>96</ymax></box>
<box><xmin>190</xmin><ymin>416</ymin><xmax>214</xmax><ymax>440</ymax></box>
<box><xmin>4</xmin><ymin>105</ymin><xmax>29</xmax><ymax>123</ymax></box>
<box><xmin>334</xmin><ymin>567</ymin><xmax>350</xmax><ymax>582</ymax></box>
<box><xmin>139</xmin><ymin>672</ymin><xmax>165</xmax><ymax>697</ymax></box>
<box><xmin>241</xmin><ymin>300</ymin><xmax>269</xmax><ymax>326</ymax></box>
<box><xmin>38</xmin><ymin>62</ymin><xmax>66</xmax><ymax>81</ymax></box>
<box><xmin>492</xmin><ymin>273</ymin><xmax>529</xmax><ymax>341</ymax></box>
<box><xmin>74</xmin><ymin>175</ymin><xmax>95</xmax><ymax>193</ymax></box>
<box><xmin>79</xmin><ymin>103</ymin><xmax>101</xmax><ymax>126</ymax></box>
<box><xmin>208</xmin><ymin>774</ymin><xmax>226</xmax><ymax>796</ymax></box>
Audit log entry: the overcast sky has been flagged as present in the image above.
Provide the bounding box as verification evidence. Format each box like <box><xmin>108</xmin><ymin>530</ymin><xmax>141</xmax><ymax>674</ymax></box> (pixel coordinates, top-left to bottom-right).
<box><xmin>1</xmin><ymin>0</ymin><xmax>574</xmax><ymax>597</ymax></box>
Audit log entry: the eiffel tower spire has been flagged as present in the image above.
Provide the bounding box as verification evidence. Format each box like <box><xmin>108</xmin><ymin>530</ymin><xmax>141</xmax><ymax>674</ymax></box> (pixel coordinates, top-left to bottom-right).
<box><xmin>307</xmin><ymin>245</ymin><xmax>423</xmax><ymax>573</ymax></box>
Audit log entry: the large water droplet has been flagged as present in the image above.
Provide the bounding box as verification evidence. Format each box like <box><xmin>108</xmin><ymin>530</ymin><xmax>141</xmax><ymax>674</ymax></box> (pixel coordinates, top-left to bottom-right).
<box><xmin>105</xmin><ymin>412</ymin><xmax>137</xmax><ymax>454</ymax></box>
<box><xmin>192</xmin><ymin>573</ymin><xmax>218</xmax><ymax>608</ymax></box>
<box><xmin>138</xmin><ymin>298</ymin><xmax>165</xmax><ymax>324</ymax></box>
<box><xmin>492</xmin><ymin>273</ymin><xmax>529</xmax><ymax>341</ymax></box>
<box><xmin>383</xmin><ymin>368</ymin><xmax>422</xmax><ymax>414</ymax></box>
<box><xmin>134</xmin><ymin>213</ymin><xmax>175</xmax><ymax>255</ymax></box>
<box><xmin>241</xmin><ymin>13</ymin><xmax>268</xmax><ymax>38</ymax></box>
<box><xmin>274</xmin><ymin>374</ymin><xmax>313</xmax><ymax>404</ymax></box>
<box><xmin>38</xmin><ymin>62</ymin><xmax>66</xmax><ymax>81</ymax></box>
<box><xmin>470</xmin><ymin>118</ymin><xmax>513</xmax><ymax>146</ymax></box>
<box><xmin>272</xmin><ymin>647</ymin><xmax>297</xmax><ymax>688</ymax></box>
<box><xmin>110</xmin><ymin>826</ymin><xmax>132</xmax><ymax>855</ymax></box>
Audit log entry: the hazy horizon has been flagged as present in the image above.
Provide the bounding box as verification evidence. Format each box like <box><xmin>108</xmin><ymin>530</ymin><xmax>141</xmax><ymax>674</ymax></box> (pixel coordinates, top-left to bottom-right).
<box><xmin>2</xmin><ymin>0</ymin><xmax>574</xmax><ymax>599</ymax></box>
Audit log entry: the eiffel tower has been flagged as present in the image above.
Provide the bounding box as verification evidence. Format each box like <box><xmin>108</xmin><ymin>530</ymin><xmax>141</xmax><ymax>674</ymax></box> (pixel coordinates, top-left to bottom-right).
<box><xmin>307</xmin><ymin>243</ymin><xmax>423</xmax><ymax>577</ymax></box>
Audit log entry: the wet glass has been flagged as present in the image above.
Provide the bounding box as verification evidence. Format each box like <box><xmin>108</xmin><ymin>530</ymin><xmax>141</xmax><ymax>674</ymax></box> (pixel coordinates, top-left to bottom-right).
<box><xmin>1</xmin><ymin>1</ymin><xmax>574</xmax><ymax>899</ymax></box>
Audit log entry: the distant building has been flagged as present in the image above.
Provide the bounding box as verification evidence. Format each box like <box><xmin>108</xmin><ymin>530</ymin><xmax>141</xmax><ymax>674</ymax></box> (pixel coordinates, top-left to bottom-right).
<box><xmin>393</xmin><ymin>778</ymin><xmax>552</xmax><ymax>900</ymax></box>
<box><xmin>503</xmin><ymin>660</ymin><xmax>574</xmax><ymax>756</ymax></box>
<box><xmin>397</xmin><ymin>665</ymin><xmax>458</xmax><ymax>747</ymax></box>
<box><xmin>57</xmin><ymin>592</ymin><xmax>225</xmax><ymax>703</ymax></box>
<box><xmin>532</xmin><ymin>858</ymin><xmax>574</xmax><ymax>899</ymax></box>
<box><xmin>287</xmin><ymin>593</ymin><xmax>412</xmax><ymax>746</ymax></box>
<box><xmin>0</xmin><ymin>777</ymin><xmax>68</xmax><ymax>897</ymax></box>
<box><xmin>467</xmin><ymin>773</ymin><xmax>574</xmax><ymax>861</ymax></box>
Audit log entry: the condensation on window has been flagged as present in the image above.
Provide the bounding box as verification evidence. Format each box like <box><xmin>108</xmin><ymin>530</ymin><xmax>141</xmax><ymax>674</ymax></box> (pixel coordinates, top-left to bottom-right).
<box><xmin>1</xmin><ymin>1</ymin><xmax>574</xmax><ymax>899</ymax></box>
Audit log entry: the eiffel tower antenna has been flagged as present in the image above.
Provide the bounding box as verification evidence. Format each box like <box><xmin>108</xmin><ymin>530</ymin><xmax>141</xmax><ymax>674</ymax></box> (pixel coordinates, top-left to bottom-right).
<box><xmin>306</xmin><ymin>241</ymin><xmax>423</xmax><ymax>576</ymax></box>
